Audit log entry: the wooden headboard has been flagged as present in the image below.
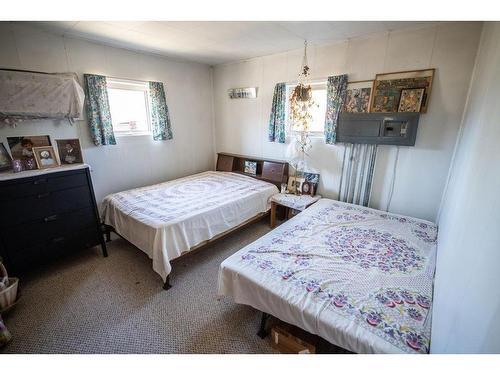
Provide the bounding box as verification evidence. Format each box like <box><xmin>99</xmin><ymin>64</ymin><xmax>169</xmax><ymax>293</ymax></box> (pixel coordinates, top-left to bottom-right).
<box><xmin>216</xmin><ymin>152</ymin><xmax>289</xmax><ymax>188</ymax></box>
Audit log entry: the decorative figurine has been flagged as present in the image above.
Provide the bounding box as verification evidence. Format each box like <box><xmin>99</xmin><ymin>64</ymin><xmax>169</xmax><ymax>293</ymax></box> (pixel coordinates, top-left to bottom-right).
<box><xmin>12</xmin><ymin>159</ymin><xmax>23</xmax><ymax>173</ymax></box>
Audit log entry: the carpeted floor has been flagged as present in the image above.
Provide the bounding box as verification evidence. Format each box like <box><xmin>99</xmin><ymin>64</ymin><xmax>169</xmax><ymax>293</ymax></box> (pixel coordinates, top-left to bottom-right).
<box><xmin>1</xmin><ymin>218</ymin><xmax>278</xmax><ymax>354</ymax></box>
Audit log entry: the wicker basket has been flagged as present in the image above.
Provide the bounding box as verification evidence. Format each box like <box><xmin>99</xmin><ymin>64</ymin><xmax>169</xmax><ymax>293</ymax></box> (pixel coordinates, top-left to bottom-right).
<box><xmin>0</xmin><ymin>263</ymin><xmax>18</xmax><ymax>311</ymax></box>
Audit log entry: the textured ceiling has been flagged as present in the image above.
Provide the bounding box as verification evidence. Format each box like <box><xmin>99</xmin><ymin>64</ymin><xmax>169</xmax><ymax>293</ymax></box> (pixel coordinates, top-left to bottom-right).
<box><xmin>31</xmin><ymin>21</ymin><xmax>436</xmax><ymax>65</ymax></box>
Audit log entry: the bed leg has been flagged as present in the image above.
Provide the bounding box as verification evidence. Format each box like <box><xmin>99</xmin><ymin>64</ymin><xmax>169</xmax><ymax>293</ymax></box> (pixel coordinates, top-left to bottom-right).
<box><xmin>104</xmin><ymin>225</ymin><xmax>112</xmax><ymax>242</ymax></box>
<box><xmin>257</xmin><ymin>312</ymin><xmax>270</xmax><ymax>339</ymax></box>
<box><xmin>163</xmin><ymin>275</ymin><xmax>172</xmax><ymax>290</ymax></box>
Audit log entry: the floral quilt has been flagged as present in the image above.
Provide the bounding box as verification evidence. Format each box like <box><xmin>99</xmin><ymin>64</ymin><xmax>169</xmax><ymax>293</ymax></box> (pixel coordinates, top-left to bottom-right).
<box><xmin>219</xmin><ymin>198</ymin><xmax>437</xmax><ymax>354</ymax></box>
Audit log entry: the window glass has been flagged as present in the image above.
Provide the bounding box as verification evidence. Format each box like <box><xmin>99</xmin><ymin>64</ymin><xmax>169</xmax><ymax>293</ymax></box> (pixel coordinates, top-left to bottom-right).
<box><xmin>107</xmin><ymin>79</ymin><xmax>151</xmax><ymax>136</ymax></box>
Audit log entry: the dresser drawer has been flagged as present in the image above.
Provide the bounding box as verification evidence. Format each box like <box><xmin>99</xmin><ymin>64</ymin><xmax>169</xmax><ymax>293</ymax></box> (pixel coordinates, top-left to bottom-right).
<box><xmin>0</xmin><ymin>170</ymin><xmax>88</xmax><ymax>201</ymax></box>
<box><xmin>4</xmin><ymin>227</ymin><xmax>100</xmax><ymax>272</ymax></box>
<box><xmin>1</xmin><ymin>207</ymin><xmax>97</xmax><ymax>250</ymax></box>
<box><xmin>0</xmin><ymin>185</ymin><xmax>93</xmax><ymax>227</ymax></box>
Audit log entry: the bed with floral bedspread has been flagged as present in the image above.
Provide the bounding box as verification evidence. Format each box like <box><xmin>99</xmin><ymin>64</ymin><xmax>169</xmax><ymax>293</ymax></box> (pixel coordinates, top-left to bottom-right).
<box><xmin>218</xmin><ymin>198</ymin><xmax>437</xmax><ymax>354</ymax></box>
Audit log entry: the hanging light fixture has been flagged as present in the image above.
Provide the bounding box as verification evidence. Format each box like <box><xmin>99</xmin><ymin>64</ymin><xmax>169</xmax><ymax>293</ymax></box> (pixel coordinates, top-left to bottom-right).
<box><xmin>288</xmin><ymin>41</ymin><xmax>317</xmax><ymax>193</ymax></box>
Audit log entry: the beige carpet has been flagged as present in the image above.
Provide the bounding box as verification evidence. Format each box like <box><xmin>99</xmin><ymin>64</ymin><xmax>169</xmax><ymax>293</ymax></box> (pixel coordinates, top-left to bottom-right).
<box><xmin>1</xmin><ymin>218</ymin><xmax>278</xmax><ymax>354</ymax></box>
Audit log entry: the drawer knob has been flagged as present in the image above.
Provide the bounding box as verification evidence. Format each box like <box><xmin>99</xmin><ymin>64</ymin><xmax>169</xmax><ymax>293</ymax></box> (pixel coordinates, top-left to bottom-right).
<box><xmin>33</xmin><ymin>179</ymin><xmax>48</xmax><ymax>185</ymax></box>
<box><xmin>51</xmin><ymin>236</ymin><xmax>65</xmax><ymax>243</ymax></box>
<box><xmin>44</xmin><ymin>215</ymin><xmax>58</xmax><ymax>222</ymax></box>
<box><xmin>37</xmin><ymin>192</ymin><xmax>50</xmax><ymax>199</ymax></box>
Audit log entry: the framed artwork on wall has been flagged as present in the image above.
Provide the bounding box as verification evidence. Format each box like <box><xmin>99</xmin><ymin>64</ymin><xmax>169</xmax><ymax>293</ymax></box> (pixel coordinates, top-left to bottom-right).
<box><xmin>398</xmin><ymin>88</ymin><xmax>425</xmax><ymax>113</ymax></box>
<box><xmin>343</xmin><ymin>80</ymin><xmax>374</xmax><ymax>113</ymax></box>
<box><xmin>371</xmin><ymin>69</ymin><xmax>435</xmax><ymax>113</ymax></box>
<box><xmin>228</xmin><ymin>87</ymin><xmax>257</xmax><ymax>99</ymax></box>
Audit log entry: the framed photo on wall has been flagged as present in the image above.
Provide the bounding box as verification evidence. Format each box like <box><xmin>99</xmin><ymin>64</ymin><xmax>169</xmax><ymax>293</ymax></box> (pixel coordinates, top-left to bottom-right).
<box><xmin>371</xmin><ymin>69</ymin><xmax>435</xmax><ymax>113</ymax></box>
<box><xmin>33</xmin><ymin>146</ymin><xmax>60</xmax><ymax>169</ymax></box>
<box><xmin>343</xmin><ymin>80</ymin><xmax>374</xmax><ymax>113</ymax></box>
<box><xmin>56</xmin><ymin>139</ymin><xmax>84</xmax><ymax>165</ymax></box>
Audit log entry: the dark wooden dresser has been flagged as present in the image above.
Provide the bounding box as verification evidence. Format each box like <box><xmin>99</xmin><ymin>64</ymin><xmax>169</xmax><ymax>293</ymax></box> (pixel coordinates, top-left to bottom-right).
<box><xmin>0</xmin><ymin>164</ymin><xmax>107</xmax><ymax>273</ymax></box>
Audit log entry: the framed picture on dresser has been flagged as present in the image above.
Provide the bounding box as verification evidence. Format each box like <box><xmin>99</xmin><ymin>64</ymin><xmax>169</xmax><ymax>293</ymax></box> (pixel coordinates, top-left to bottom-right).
<box><xmin>6</xmin><ymin>135</ymin><xmax>51</xmax><ymax>161</ymax></box>
<box><xmin>33</xmin><ymin>146</ymin><xmax>59</xmax><ymax>169</ymax></box>
<box><xmin>0</xmin><ymin>143</ymin><xmax>12</xmax><ymax>171</ymax></box>
<box><xmin>56</xmin><ymin>139</ymin><xmax>83</xmax><ymax>165</ymax></box>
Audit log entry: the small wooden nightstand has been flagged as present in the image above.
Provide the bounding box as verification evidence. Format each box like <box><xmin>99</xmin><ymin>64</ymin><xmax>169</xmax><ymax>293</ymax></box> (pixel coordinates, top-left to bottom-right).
<box><xmin>270</xmin><ymin>193</ymin><xmax>322</xmax><ymax>228</ymax></box>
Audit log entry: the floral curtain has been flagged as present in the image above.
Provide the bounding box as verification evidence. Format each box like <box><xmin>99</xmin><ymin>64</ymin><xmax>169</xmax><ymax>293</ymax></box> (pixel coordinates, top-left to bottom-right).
<box><xmin>84</xmin><ymin>74</ymin><xmax>116</xmax><ymax>146</ymax></box>
<box><xmin>149</xmin><ymin>81</ymin><xmax>173</xmax><ymax>141</ymax></box>
<box><xmin>324</xmin><ymin>74</ymin><xmax>348</xmax><ymax>144</ymax></box>
<box><xmin>268</xmin><ymin>82</ymin><xmax>286</xmax><ymax>143</ymax></box>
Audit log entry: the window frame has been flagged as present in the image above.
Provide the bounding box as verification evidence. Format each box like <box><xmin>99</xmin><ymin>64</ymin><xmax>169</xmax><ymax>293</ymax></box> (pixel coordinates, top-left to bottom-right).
<box><xmin>286</xmin><ymin>80</ymin><xmax>327</xmax><ymax>137</ymax></box>
<box><xmin>106</xmin><ymin>77</ymin><xmax>152</xmax><ymax>137</ymax></box>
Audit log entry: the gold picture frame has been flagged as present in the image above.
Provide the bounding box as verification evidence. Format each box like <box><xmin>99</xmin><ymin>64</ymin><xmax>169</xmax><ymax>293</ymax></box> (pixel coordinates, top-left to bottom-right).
<box><xmin>343</xmin><ymin>80</ymin><xmax>374</xmax><ymax>113</ymax></box>
<box><xmin>371</xmin><ymin>68</ymin><xmax>435</xmax><ymax>113</ymax></box>
<box><xmin>33</xmin><ymin>146</ymin><xmax>60</xmax><ymax>169</ymax></box>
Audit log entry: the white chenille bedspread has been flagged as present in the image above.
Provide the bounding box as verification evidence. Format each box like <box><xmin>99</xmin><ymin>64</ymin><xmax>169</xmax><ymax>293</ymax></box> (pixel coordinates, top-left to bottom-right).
<box><xmin>218</xmin><ymin>198</ymin><xmax>437</xmax><ymax>354</ymax></box>
<box><xmin>102</xmin><ymin>171</ymin><xmax>278</xmax><ymax>282</ymax></box>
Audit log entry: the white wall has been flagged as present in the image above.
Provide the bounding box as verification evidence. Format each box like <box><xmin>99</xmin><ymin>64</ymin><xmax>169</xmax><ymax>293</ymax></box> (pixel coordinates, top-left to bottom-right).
<box><xmin>431</xmin><ymin>22</ymin><xmax>500</xmax><ymax>353</ymax></box>
<box><xmin>0</xmin><ymin>22</ymin><xmax>215</xmax><ymax>205</ymax></box>
<box><xmin>213</xmin><ymin>22</ymin><xmax>482</xmax><ymax>221</ymax></box>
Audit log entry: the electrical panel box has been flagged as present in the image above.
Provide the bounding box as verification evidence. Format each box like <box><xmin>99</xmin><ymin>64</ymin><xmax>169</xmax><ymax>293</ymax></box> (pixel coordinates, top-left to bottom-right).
<box><xmin>337</xmin><ymin>112</ymin><xmax>420</xmax><ymax>146</ymax></box>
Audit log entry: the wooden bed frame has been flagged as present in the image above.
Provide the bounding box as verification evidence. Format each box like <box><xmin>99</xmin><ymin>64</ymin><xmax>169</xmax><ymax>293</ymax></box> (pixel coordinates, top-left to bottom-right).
<box><xmin>104</xmin><ymin>152</ymin><xmax>288</xmax><ymax>290</ymax></box>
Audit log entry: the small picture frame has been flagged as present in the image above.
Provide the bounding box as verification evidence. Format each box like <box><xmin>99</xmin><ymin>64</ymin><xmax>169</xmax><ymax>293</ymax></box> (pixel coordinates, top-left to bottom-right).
<box><xmin>33</xmin><ymin>146</ymin><xmax>59</xmax><ymax>169</ymax></box>
<box><xmin>398</xmin><ymin>88</ymin><xmax>425</xmax><ymax>113</ymax></box>
<box><xmin>0</xmin><ymin>143</ymin><xmax>13</xmax><ymax>172</ymax></box>
<box><xmin>56</xmin><ymin>138</ymin><xmax>84</xmax><ymax>165</ymax></box>
<box><xmin>301</xmin><ymin>181</ymin><xmax>313</xmax><ymax>196</ymax></box>
<box><xmin>287</xmin><ymin>176</ymin><xmax>305</xmax><ymax>194</ymax></box>
<box><xmin>303</xmin><ymin>172</ymin><xmax>320</xmax><ymax>194</ymax></box>
<box><xmin>244</xmin><ymin>160</ymin><xmax>257</xmax><ymax>175</ymax></box>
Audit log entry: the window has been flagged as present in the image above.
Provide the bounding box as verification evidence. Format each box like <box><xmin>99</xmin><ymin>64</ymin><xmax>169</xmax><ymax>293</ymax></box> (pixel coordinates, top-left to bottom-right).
<box><xmin>107</xmin><ymin>78</ymin><xmax>151</xmax><ymax>136</ymax></box>
<box><xmin>287</xmin><ymin>82</ymin><xmax>327</xmax><ymax>134</ymax></box>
